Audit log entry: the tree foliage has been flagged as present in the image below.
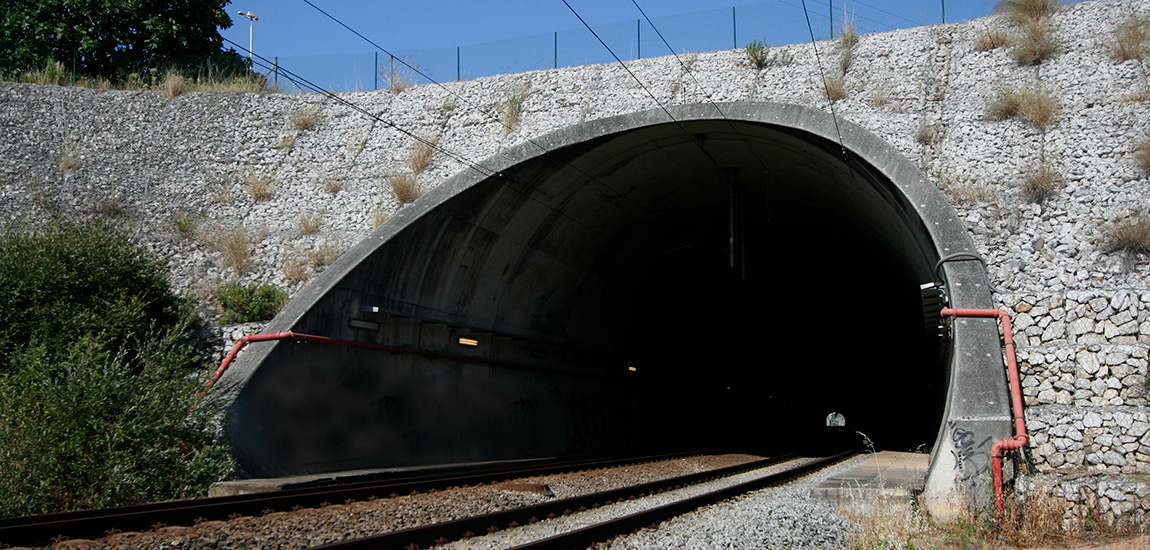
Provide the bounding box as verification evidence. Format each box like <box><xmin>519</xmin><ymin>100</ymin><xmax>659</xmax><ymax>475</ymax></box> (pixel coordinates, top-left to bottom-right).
<box><xmin>1</xmin><ymin>0</ymin><xmax>249</xmax><ymax>80</ymax></box>
<box><xmin>0</xmin><ymin>219</ymin><xmax>232</xmax><ymax>517</ymax></box>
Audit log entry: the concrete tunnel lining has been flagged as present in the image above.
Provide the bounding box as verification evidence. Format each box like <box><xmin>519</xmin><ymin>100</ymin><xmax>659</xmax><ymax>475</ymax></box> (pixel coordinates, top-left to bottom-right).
<box><xmin>211</xmin><ymin>102</ymin><xmax>1010</xmax><ymax>503</ymax></box>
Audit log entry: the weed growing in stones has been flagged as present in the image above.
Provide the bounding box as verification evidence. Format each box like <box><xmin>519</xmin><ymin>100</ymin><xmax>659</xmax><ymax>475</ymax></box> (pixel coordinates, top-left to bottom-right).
<box><xmin>299</xmin><ymin>210</ymin><xmax>322</xmax><ymax>234</ymax></box>
<box><xmin>1014</xmin><ymin>16</ymin><xmax>1057</xmax><ymax>65</ymax></box>
<box><xmin>988</xmin><ymin>86</ymin><xmax>1058</xmax><ymax>128</ymax></box>
<box><xmin>172</xmin><ymin>211</ymin><xmax>202</xmax><ymax>239</ymax></box>
<box><xmin>1019</xmin><ymin>162</ymin><xmax>1062</xmax><ymax>203</ymax></box>
<box><xmin>389</xmin><ymin>173</ymin><xmax>421</xmax><ymax>204</ymax></box>
<box><xmin>824</xmin><ymin>73</ymin><xmax>847</xmax><ymax>101</ymax></box>
<box><xmin>1112</xmin><ymin>16</ymin><xmax>1150</xmax><ymax>61</ymax></box>
<box><xmin>372</xmin><ymin>208</ymin><xmax>390</xmax><ymax>229</ymax></box>
<box><xmin>1106</xmin><ymin>212</ymin><xmax>1150</xmax><ymax>256</ymax></box>
<box><xmin>839</xmin><ymin>17</ymin><xmax>860</xmax><ymax>49</ymax></box>
<box><xmin>310</xmin><ymin>241</ymin><xmax>341</xmax><ymax>268</ymax></box>
<box><xmin>215</xmin><ymin>281</ymin><xmax>288</xmax><ymax>324</ymax></box>
<box><xmin>161</xmin><ymin>69</ymin><xmax>187</xmax><ymax>99</ymax></box>
<box><xmin>283</xmin><ymin>255</ymin><xmax>308</xmax><ymax>284</ymax></box>
<box><xmin>382</xmin><ymin>61</ymin><xmax>414</xmax><ymax>95</ymax></box>
<box><xmin>288</xmin><ymin>105</ymin><xmax>320</xmax><ymax>131</ymax></box>
<box><xmin>407</xmin><ymin>135</ymin><xmax>438</xmax><ymax>174</ymax></box>
<box><xmin>997</xmin><ymin>0</ymin><xmax>1058</xmax><ymax>24</ymax></box>
<box><xmin>916</xmin><ymin>122</ymin><xmax>943</xmax><ymax>146</ymax></box>
<box><xmin>745</xmin><ymin>39</ymin><xmax>771</xmax><ymax>69</ymax></box>
<box><xmin>322</xmin><ymin>177</ymin><xmax>345</xmax><ymax>194</ymax></box>
<box><xmin>244</xmin><ymin>174</ymin><xmax>274</xmax><ymax>201</ymax></box>
<box><xmin>202</xmin><ymin>227</ymin><xmax>260</xmax><ymax>274</ymax></box>
<box><xmin>974</xmin><ymin>25</ymin><xmax>1011</xmax><ymax>51</ymax></box>
<box><xmin>278</xmin><ymin>134</ymin><xmax>296</xmax><ymax>149</ymax></box>
<box><xmin>869</xmin><ymin>84</ymin><xmax>890</xmax><ymax>107</ymax></box>
<box><xmin>502</xmin><ymin>89</ymin><xmax>528</xmax><ymax>135</ymax></box>
<box><xmin>1136</xmin><ymin>133</ymin><xmax>1150</xmax><ymax>173</ymax></box>
<box><xmin>93</xmin><ymin>198</ymin><xmax>125</xmax><ymax>218</ymax></box>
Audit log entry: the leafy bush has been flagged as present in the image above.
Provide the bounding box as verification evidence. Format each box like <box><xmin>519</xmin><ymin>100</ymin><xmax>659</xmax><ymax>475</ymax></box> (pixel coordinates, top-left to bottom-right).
<box><xmin>216</xmin><ymin>282</ymin><xmax>288</xmax><ymax>324</ymax></box>
<box><xmin>0</xmin><ymin>219</ymin><xmax>231</xmax><ymax>517</ymax></box>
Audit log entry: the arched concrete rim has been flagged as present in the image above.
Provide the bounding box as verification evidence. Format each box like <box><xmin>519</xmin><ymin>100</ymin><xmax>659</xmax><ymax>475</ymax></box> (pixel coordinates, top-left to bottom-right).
<box><xmin>210</xmin><ymin>101</ymin><xmax>1008</xmax><ymax>499</ymax></box>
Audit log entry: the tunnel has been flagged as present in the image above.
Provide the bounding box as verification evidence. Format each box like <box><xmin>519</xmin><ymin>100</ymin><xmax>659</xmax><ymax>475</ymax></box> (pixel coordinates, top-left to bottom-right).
<box><xmin>213</xmin><ymin>102</ymin><xmax>1010</xmax><ymax>493</ymax></box>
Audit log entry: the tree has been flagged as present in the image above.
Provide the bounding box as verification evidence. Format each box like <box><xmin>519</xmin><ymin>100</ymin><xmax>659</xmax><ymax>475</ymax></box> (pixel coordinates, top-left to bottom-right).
<box><xmin>1</xmin><ymin>1</ymin><xmax>249</xmax><ymax>80</ymax></box>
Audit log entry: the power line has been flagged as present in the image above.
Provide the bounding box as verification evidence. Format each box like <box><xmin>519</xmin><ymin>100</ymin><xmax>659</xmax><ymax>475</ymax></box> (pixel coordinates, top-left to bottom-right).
<box><xmin>798</xmin><ymin>0</ymin><xmax>847</xmax><ymax>158</ymax></box>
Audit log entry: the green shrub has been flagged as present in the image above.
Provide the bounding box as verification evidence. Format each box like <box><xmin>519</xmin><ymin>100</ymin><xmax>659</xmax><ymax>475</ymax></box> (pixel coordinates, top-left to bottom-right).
<box><xmin>745</xmin><ymin>39</ymin><xmax>771</xmax><ymax>69</ymax></box>
<box><xmin>216</xmin><ymin>282</ymin><xmax>289</xmax><ymax>324</ymax></box>
<box><xmin>0</xmin><ymin>219</ymin><xmax>231</xmax><ymax>517</ymax></box>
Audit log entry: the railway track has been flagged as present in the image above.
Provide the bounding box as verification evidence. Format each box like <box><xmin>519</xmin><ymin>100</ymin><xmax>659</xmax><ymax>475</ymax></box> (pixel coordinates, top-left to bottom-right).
<box><xmin>314</xmin><ymin>450</ymin><xmax>857</xmax><ymax>550</ymax></box>
<box><xmin>0</xmin><ymin>452</ymin><xmax>698</xmax><ymax>548</ymax></box>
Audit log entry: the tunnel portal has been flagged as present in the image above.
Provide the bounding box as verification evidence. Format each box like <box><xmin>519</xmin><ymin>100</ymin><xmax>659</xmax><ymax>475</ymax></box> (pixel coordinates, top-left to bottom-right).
<box><xmin>216</xmin><ymin>103</ymin><xmax>1005</xmax><ymax>484</ymax></box>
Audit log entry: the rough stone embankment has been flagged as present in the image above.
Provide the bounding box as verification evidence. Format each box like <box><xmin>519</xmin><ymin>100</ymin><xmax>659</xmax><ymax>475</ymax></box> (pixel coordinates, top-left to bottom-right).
<box><xmin>1</xmin><ymin>0</ymin><xmax>1148</xmax><ymax>523</ymax></box>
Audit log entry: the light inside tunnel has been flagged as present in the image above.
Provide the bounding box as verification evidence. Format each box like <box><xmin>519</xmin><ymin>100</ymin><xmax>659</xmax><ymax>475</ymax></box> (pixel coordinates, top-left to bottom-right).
<box><xmin>225</xmin><ymin>113</ymin><xmax>956</xmax><ymax>478</ymax></box>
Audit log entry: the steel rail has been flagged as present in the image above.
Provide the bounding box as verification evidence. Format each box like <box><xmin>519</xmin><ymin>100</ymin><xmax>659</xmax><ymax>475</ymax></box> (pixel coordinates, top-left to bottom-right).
<box><xmin>311</xmin><ymin>451</ymin><xmax>835</xmax><ymax>550</ymax></box>
<box><xmin>507</xmin><ymin>450</ymin><xmax>857</xmax><ymax>550</ymax></box>
<box><xmin>0</xmin><ymin>452</ymin><xmax>695</xmax><ymax>548</ymax></box>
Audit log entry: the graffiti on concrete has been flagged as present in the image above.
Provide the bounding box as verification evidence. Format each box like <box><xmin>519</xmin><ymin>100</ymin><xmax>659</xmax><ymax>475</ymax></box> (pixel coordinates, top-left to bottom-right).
<box><xmin>949</xmin><ymin>422</ymin><xmax>993</xmax><ymax>482</ymax></box>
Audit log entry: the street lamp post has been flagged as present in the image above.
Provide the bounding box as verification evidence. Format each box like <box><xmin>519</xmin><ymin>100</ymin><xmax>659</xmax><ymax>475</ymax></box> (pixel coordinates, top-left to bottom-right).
<box><xmin>237</xmin><ymin>11</ymin><xmax>258</xmax><ymax>60</ymax></box>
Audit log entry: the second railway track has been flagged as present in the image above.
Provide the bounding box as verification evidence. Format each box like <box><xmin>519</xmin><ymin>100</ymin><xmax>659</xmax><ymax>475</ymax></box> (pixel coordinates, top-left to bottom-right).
<box><xmin>316</xmin><ymin>450</ymin><xmax>858</xmax><ymax>550</ymax></box>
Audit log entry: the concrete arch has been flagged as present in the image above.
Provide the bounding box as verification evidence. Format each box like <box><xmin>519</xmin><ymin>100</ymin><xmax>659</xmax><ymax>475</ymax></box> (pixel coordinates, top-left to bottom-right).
<box><xmin>212</xmin><ymin>102</ymin><xmax>1009</xmax><ymax>506</ymax></box>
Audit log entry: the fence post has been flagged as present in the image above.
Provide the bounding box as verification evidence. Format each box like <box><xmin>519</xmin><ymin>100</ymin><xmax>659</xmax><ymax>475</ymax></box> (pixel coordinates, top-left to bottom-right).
<box><xmin>457</xmin><ymin>46</ymin><xmax>461</xmax><ymax>81</ymax></box>
<box><xmin>829</xmin><ymin>1</ymin><xmax>834</xmax><ymax>38</ymax></box>
<box><xmin>374</xmin><ymin>52</ymin><xmax>378</xmax><ymax>89</ymax></box>
<box><xmin>554</xmin><ymin>31</ymin><xmax>558</xmax><ymax>69</ymax></box>
<box><xmin>732</xmin><ymin>7</ymin><xmax>737</xmax><ymax>49</ymax></box>
<box><xmin>274</xmin><ymin>57</ymin><xmax>278</xmax><ymax>89</ymax></box>
<box><xmin>637</xmin><ymin>19</ymin><xmax>641</xmax><ymax>59</ymax></box>
<box><xmin>942</xmin><ymin>0</ymin><xmax>946</xmax><ymax>24</ymax></box>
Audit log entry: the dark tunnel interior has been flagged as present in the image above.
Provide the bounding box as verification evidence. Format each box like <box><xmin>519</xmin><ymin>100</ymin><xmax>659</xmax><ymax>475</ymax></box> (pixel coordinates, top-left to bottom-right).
<box><xmin>231</xmin><ymin>119</ymin><xmax>953</xmax><ymax>476</ymax></box>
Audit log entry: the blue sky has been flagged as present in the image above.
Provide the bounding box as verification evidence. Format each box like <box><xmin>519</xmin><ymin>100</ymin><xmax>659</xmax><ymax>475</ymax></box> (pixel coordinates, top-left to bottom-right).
<box><xmin>218</xmin><ymin>0</ymin><xmax>1005</xmax><ymax>90</ymax></box>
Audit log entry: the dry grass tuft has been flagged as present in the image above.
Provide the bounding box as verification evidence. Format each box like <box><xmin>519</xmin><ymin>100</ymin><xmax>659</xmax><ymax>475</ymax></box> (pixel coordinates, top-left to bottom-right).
<box><xmin>322</xmin><ymin>177</ymin><xmax>345</xmax><ymax>194</ymax></box>
<box><xmin>939</xmin><ymin>171</ymin><xmax>996</xmax><ymax>204</ymax></box>
<box><xmin>1136</xmin><ymin>134</ymin><xmax>1150</xmax><ymax>173</ymax></box>
<box><xmin>161</xmin><ymin>69</ymin><xmax>187</xmax><ymax>99</ymax></box>
<box><xmin>1106</xmin><ymin>212</ymin><xmax>1150</xmax><ymax>255</ymax></box>
<box><xmin>299</xmin><ymin>211</ymin><xmax>322</xmax><ymax>234</ymax></box>
<box><xmin>58</xmin><ymin>151</ymin><xmax>81</xmax><ymax>171</ymax></box>
<box><xmin>1112</xmin><ymin>16</ymin><xmax>1150</xmax><ymax>61</ymax></box>
<box><xmin>20</xmin><ymin>60</ymin><xmax>70</xmax><ymax>86</ymax></box>
<box><xmin>389</xmin><ymin>173</ymin><xmax>421</xmax><ymax>204</ymax></box>
<box><xmin>202</xmin><ymin>227</ymin><xmax>261</xmax><ymax>274</ymax></box>
<box><xmin>1020</xmin><ymin>163</ymin><xmax>1062</xmax><ymax>203</ymax></box>
<box><xmin>974</xmin><ymin>26</ymin><xmax>1011</xmax><ymax>51</ymax></box>
<box><xmin>1013</xmin><ymin>16</ymin><xmax>1057</xmax><ymax>65</ymax></box>
<box><xmin>289</xmin><ymin>105</ymin><xmax>320</xmax><ymax>131</ymax></box>
<box><xmin>916</xmin><ymin>123</ymin><xmax>943</xmax><ymax>146</ymax></box>
<box><xmin>869</xmin><ymin>84</ymin><xmax>890</xmax><ymax>107</ymax></box>
<box><xmin>278</xmin><ymin>134</ymin><xmax>296</xmax><ymax>149</ymax></box>
<box><xmin>999</xmin><ymin>483</ymin><xmax>1070</xmax><ymax>548</ymax></box>
<box><xmin>407</xmin><ymin>135</ymin><xmax>439</xmax><ymax>174</ymax></box>
<box><xmin>996</xmin><ymin>0</ymin><xmax>1058</xmax><ymax>25</ymax></box>
<box><xmin>310</xmin><ymin>241</ymin><xmax>341</xmax><ymax>268</ymax></box>
<box><xmin>838</xmin><ymin>18</ymin><xmax>860</xmax><ymax>50</ymax></box>
<box><xmin>838</xmin><ymin>495</ymin><xmax>941</xmax><ymax>550</ymax></box>
<box><xmin>283</xmin><ymin>255</ymin><xmax>309</xmax><ymax>284</ymax></box>
<box><xmin>372</xmin><ymin>208</ymin><xmax>391</xmax><ymax>229</ymax></box>
<box><xmin>502</xmin><ymin>90</ymin><xmax>528</xmax><ymax>135</ymax></box>
<box><xmin>988</xmin><ymin>86</ymin><xmax>1058</xmax><ymax>128</ymax></box>
<box><xmin>383</xmin><ymin>64</ymin><xmax>412</xmax><ymax>94</ymax></box>
<box><xmin>93</xmin><ymin>198</ymin><xmax>125</xmax><ymax>218</ymax></box>
<box><xmin>824</xmin><ymin>73</ymin><xmax>847</xmax><ymax>101</ymax></box>
<box><xmin>172</xmin><ymin>211</ymin><xmax>201</xmax><ymax>239</ymax></box>
<box><xmin>245</xmin><ymin>174</ymin><xmax>275</xmax><ymax>201</ymax></box>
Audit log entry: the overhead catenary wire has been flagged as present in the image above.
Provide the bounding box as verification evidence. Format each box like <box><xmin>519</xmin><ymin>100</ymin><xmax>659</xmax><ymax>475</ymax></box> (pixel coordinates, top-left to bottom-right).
<box><xmin>798</xmin><ymin>0</ymin><xmax>848</xmax><ymax>160</ymax></box>
<box><xmin>294</xmin><ymin>0</ymin><xmax>737</xmax><ymax>258</ymax></box>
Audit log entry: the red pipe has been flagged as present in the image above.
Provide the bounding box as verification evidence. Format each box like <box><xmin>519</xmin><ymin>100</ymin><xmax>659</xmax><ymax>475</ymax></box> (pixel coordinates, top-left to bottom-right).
<box><xmin>940</xmin><ymin>307</ymin><xmax>1028</xmax><ymax>520</ymax></box>
<box><xmin>203</xmin><ymin>330</ymin><xmax>536</xmax><ymax>395</ymax></box>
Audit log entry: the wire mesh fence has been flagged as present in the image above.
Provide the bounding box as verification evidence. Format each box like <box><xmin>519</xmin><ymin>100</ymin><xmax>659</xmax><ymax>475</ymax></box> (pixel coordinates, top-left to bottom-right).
<box><xmin>266</xmin><ymin>0</ymin><xmax>1038</xmax><ymax>93</ymax></box>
